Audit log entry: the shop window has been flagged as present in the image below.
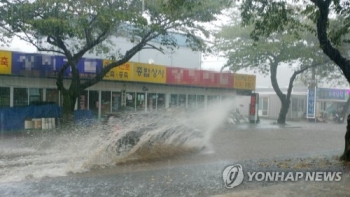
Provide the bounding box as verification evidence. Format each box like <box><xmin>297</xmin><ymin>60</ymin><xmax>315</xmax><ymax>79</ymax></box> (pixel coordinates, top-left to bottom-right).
<box><xmin>259</xmin><ymin>97</ymin><xmax>269</xmax><ymax>116</ymax></box>
<box><xmin>292</xmin><ymin>98</ymin><xmax>306</xmax><ymax>112</ymax></box>
<box><xmin>88</xmin><ymin>91</ymin><xmax>99</xmax><ymax>114</ymax></box>
<box><xmin>101</xmin><ymin>91</ymin><xmax>111</xmax><ymax>116</ymax></box>
<box><xmin>14</xmin><ymin>88</ymin><xmax>28</xmax><ymax>107</ymax></box>
<box><xmin>29</xmin><ymin>88</ymin><xmax>43</xmax><ymax>104</ymax></box>
<box><xmin>170</xmin><ymin>94</ymin><xmax>178</xmax><ymax>107</ymax></box>
<box><xmin>179</xmin><ymin>94</ymin><xmax>186</xmax><ymax>108</ymax></box>
<box><xmin>126</xmin><ymin>92</ymin><xmax>135</xmax><ymax>110</ymax></box>
<box><xmin>147</xmin><ymin>93</ymin><xmax>157</xmax><ymax>111</ymax></box>
<box><xmin>46</xmin><ymin>89</ymin><xmax>59</xmax><ymax>105</ymax></box>
<box><xmin>208</xmin><ymin>95</ymin><xmax>214</xmax><ymax>104</ymax></box>
<box><xmin>157</xmin><ymin>94</ymin><xmax>165</xmax><ymax>109</ymax></box>
<box><xmin>136</xmin><ymin>93</ymin><xmax>145</xmax><ymax>111</ymax></box>
<box><xmin>188</xmin><ymin>95</ymin><xmax>196</xmax><ymax>109</ymax></box>
<box><xmin>0</xmin><ymin>87</ymin><xmax>10</xmax><ymax>108</ymax></box>
<box><xmin>112</xmin><ymin>92</ymin><xmax>121</xmax><ymax>112</ymax></box>
<box><xmin>196</xmin><ymin>95</ymin><xmax>205</xmax><ymax>109</ymax></box>
<box><xmin>78</xmin><ymin>91</ymin><xmax>88</xmax><ymax>110</ymax></box>
<box><xmin>207</xmin><ymin>95</ymin><xmax>219</xmax><ymax>105</ymax></box>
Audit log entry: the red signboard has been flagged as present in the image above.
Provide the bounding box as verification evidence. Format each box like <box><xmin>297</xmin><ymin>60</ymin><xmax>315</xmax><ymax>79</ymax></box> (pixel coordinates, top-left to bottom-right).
<box><xmin>166</xmin><ymin>67</ymin><xmax>233</xmax><ymax>88</ymax></box>
<box><xmin>250</xmin><ymin>94</ymin><xmax>257</xmax><ymax>116</ymax></box>
<box><xmin>214</xmin><ymin>72</ymin><xmax>234</xmax><ymax>88</ymax></box>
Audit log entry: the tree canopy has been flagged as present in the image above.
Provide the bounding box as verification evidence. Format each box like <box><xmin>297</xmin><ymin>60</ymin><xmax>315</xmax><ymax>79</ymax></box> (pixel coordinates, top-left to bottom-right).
<box><xmin>215</xmin><ymin>23</ymin><xmax>331</xmax><ymax>74</ymax></box>
<box><xmin>0</xmin><ymin>0</ymin><xmax>231</xmax><ymax>121</ymax></box>
<box><xmin>214</xmin><ymin>19</ymin><xmax>333</xmax><ymax>124</ymax></box>
<box><xmin>239</xmin><ymin>0</ymin><xmax>350</xmax><ymax>79</ymax></box>
<box><xmin>238</xmin><ymin>0</ymin><xmax>350</xmax><ymax>160</ymax></box>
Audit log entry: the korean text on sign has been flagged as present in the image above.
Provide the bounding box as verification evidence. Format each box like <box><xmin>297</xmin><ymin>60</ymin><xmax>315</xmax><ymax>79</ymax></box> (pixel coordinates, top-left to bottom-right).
<box><xmin>307</xmin><ymin>89</ymin><xmax>316</xmax><ymax>118</ymax></box>
<box><xmin>317</xmin><ymin>88</ymin><xmax>346</xmax><ymax>100</ymax></box>
<box><xmin>0</xmin><ymin>51</ymin><xmax>12</xmax><ymax>75</ymax></box>
<box><xmin>133</xmin><ymin>62</ymin><xmax>166</xmax><ymax>84</ymax></box>
<box><xmin>103</xmin><ymin>60</ymin><xmax>132</xmax><ymax>81</ymax></box>
<box><xmin>233</xmin><ymin>74</ymin><xmax>256</xmax><ymax>90</ymax></box>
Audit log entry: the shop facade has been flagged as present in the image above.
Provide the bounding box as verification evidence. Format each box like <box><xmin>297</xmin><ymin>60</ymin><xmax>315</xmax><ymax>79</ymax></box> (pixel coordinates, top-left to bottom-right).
<box><xmin>256</xmin><ymin>87</ymin><xmax>308</xmax><ymax>120</ymax></box>
<box><xmin>0</xmin><ymin>50</ymin><xmax>257</xmax><ymax>119</ymax></box>
<box><xmin>256</xmin><ymin>87</ymin><xmax>350</xmax><ymax>121</ymax></box>
<box><xmin>314</xmin><ymin>88</ymin><xmax>349</xmax><ymax>119</ymax></box>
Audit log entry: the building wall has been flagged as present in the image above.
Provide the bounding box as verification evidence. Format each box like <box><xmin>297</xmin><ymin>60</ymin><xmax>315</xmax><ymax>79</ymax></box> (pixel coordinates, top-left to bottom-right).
<box><xmin>231</xmin><ymin>96</ymin><xmax>251</xmax><ymax>117</ymax></box>
<box><xmin>43</xmin><ymin>36</ymin><xmax>202</xmax><ymax>69</ymax></box>
<box><xmin>268</xmin><ymin>95</ymin><xmax>282</xmax><ymax>119</ymax></box>
<box><xmin>258</xmin><ymin>94</ymin><xmax>307</xmax><ymax>120</ymax></box>
<box><xmin>289</xmin><ymin>95</ymin><xmax>307</xmax><ymax>119</ymax></box>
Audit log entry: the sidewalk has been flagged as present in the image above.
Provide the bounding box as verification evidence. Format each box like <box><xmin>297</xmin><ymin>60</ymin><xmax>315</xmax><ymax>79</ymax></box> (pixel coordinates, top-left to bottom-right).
<box><xmin>213</xmin><ymin>177</ymin><xmax>350</xmax><ymax>197</ymax></box>
<box><xmin>213</xmin><ymin>156</ymin><xmax>350</xmax><ymax>197</ymax></box>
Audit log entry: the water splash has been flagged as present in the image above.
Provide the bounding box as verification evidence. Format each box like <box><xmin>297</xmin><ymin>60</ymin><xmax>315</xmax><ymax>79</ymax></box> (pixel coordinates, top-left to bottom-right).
<box><xmin>0</xmin><ymin>99</ymin><xmax>235</xmax><ymax>183</ymax></box>
<box><xmin>81</xmin><ymin>99</ymin><xmax>235</xmax><ymax>169</ymax></box>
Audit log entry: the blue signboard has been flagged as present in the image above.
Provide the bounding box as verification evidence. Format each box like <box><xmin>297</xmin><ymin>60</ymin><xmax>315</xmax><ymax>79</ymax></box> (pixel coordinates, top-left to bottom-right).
<box><xmin>12</xmin><ymin>52</ymin><xmax>54</xmax><ymax>77</ymax></box>
<box><xmin>307</xmin><ymin>88</ymin><xmax>316</xmax><ymax>118</ymax></box>
<box><xmin>317</xmin><ymin>88</ymin><xmax>346</xmax><ymax>100</ymax></box>
<box><xmin>11</xmin><ymin>52</ymin><xmax>103</xmax><ymax>79</ymax></box>
<box><xmin>67</xmin><ymin>57</ymin><xmax>103</xmax><ymax>79</ymax></box>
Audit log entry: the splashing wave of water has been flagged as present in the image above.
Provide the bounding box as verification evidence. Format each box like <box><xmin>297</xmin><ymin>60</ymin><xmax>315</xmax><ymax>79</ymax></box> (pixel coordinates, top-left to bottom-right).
<box><xmin>0</xmin><ymin>99</ymin><xmax>235</xmax><ymax>183</ymax></box>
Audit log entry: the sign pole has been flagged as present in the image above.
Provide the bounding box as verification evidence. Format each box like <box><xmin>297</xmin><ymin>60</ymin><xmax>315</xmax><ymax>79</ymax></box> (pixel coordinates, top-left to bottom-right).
<box><xmin>307</xmin><ymin>84</ymin><xmax>317</xmax><ymax>121</ymax></box>
<box><xmin>314</xmin><ymin>86</ymin><xmax>317</xmax><ymax>123</ymax></box>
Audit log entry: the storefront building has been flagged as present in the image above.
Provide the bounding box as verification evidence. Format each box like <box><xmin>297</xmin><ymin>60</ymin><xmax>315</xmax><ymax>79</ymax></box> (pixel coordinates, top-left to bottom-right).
<box><xmin>0</xmin><ymin>50</ymin><xmax>256</xmax><ymax>119</ymax></box>
<box><xmin>315</xmin><ymin>88</ymin><xmax>349</xmax><ymax>117</ymax></box>
<box><xmin>256</xmin><ymin>87</ymin><xmax>350</xmax><ymax>121</ymax></box>
<box><xmin>257</xmin><ymin>87</ymin><xmax>307</xmax><ymax>120</ymax></box>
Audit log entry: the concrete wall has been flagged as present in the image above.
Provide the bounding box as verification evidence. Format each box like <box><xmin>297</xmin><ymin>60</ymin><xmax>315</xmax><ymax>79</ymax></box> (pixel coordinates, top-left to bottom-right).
<box><xmin>258</xmin><ymin>94</ymin><xmax>307</xmax><ymax>120</ymax></box>
<box><xmin>231</xmin><ymin>96</ymin><xmax>251</xmax><ymax>117</ymax></box>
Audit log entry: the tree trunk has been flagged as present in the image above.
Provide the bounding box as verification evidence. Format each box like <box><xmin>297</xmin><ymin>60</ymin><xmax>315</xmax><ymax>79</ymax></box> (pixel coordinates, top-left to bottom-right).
<box><xmin>340</xmin><ymin>119</ymin><xmax>350</xmax><ymax>161</ymax></box>
<box><xmin>56</xmin><ymin>60</ymin><xmax>81</xmax><ymax>126</ymax></box>
<box><xmin>314</xmin><ymin>0</ymin><xmax>350</xmax><ymax>161</ymax></box>
<box><xmin>61</xmin><ymin>91</ymin><xmax>77</xmax><ymax>125</ymax></box>
<box><xmin>277</xmin><ymin>98</ymin><xmax>290</xmax><ymax>124</ymax></box>
<box><xmin>340</xmin><ymin>97</ymin><xmax>350</xmax><ymax>123</ymax></box>
<box><xmin>270</xmin><ymin>63</ymin><xmax>289</xmax><ymax>125</ymax></box>
<box><xmin>270</xmin><ymin>60</ymin><xmax>315</xmax><ymax>125</ymax></box>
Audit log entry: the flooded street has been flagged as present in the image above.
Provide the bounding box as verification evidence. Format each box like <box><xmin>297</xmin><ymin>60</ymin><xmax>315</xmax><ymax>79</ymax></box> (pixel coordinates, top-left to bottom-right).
<box><xmin>0</xmin><ymin>117</ymin><xmax>349</xmax><ymax>197</ymax></box>
<box><xmin>1</xmin><ymin>0</ymin><xmax>350</xmax><ymax>196</ymax></box>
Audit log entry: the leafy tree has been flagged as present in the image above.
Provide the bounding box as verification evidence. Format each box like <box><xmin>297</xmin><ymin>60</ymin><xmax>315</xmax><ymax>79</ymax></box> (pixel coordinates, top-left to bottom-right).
<box><xmin>0</xmin><ymin>0</ymin><xmax>230</xmax><ymax>123</ymax></box>
<box><xmin>239</xmin><ymin>0</ymin><xmax>350</xmax><ymax>160</ymax></box>
<box><xmin>215</xmin><ymin>23</ymin><xmax>331</xmax><ymax>124</ymax></box>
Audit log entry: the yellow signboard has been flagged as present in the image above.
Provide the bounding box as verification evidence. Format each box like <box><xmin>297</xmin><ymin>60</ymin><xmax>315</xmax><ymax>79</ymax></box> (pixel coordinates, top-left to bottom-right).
<box><xmin>133</xmin><ymin>62</ymin><xmax>166</xmax><ymax>84</ymax></box>
<box><xmin>0</xmin><ymin>51</ymin><xmax>12</xmax><ymax>75</ymax></box>
<box><xmin>233</xmin><ymin>73</ymin><xmax>256</xmax><ymax>90</ymax></box>
<box><xmin>103</xmin><ymin>60</ymin><xmax>133</xmax><ymax>81</ymax></box>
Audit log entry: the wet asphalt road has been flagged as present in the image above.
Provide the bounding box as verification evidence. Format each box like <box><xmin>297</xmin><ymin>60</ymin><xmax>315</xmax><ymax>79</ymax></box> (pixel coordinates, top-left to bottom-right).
<box><xmin>0</xmin><ymin>120</ymin><xmax>349</xmax><ymax>197</ymax></box>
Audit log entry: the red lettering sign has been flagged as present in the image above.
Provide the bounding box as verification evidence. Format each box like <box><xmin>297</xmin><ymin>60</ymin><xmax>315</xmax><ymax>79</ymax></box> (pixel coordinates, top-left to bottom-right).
<box><xmin>166</xmin><ymin>67</ymin><xmax>233</xmax><ymax>88</ymax></box>
<box><xmin>250</xmin><ymin>94</ymin><xmax>257</xmax><ymax>116</ymax></box>
<box><xmin>250</xmin><ymin>104</ymin><xmax>255</xmax><ymax>115</ymax></box>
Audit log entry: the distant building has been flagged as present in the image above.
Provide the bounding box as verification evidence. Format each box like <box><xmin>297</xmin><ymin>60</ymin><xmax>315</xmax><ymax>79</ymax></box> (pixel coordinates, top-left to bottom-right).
<box><xmin>256</xmin><ymin>86</ymin><xmax>350</xmax><ymax>121</ymax></box>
